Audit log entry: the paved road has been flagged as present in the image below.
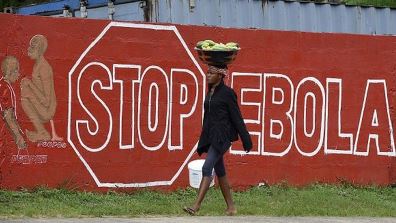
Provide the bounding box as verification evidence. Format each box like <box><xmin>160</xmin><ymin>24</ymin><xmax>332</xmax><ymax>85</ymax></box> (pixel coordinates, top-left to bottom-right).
<box><xmin>1</xmin><ymin>217</ymin><xmax>396</xmax><ymax>223</ymax></box>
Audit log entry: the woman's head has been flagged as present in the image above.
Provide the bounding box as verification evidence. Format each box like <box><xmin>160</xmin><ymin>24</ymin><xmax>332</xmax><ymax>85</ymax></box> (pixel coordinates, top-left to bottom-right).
<box><xmin>206</xmin><ymin>64</ymin><xmax>228</xmax><ymax>85</ymax></box>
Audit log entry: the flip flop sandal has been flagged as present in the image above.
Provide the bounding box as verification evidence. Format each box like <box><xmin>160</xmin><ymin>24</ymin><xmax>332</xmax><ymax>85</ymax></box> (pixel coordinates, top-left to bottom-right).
<box><xmin>225</xmin><ymin>209</ymin><xmax>237</xmax><ymax>216</ymax></box>
<box><xmin>183</xmin><ymin>206</ymin><xmax>196</xmax><ymax>216</ymax></box>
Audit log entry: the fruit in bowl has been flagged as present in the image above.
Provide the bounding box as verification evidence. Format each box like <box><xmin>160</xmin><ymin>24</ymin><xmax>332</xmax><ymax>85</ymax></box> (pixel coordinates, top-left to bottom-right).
<box><xmin>195</xmin><ymin>40</ymin><xmax>240</xmax><ymax>65</ymax></box>
<box><xmin>196</xmin><ymin>40</ymin><xmax>240</xmax><ymax>51</ymax></box>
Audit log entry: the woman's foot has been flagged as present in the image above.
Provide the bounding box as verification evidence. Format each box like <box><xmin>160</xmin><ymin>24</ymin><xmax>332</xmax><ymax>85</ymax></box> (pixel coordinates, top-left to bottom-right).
<box><xmin>225</xmin><ymin>207</ymin><xmax>237</xmax><ymax>216</ymax></box>
<box><xmin>183</xmin><ymin>206</ymin><xmax>199</xmax><ymax>215</ymax></box>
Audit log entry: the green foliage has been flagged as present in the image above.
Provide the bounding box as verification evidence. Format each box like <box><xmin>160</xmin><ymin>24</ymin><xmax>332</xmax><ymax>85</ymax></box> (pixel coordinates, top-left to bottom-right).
<box><xmin>343</xmin><ymin>0</ymin><xmax>396</xmax><ymax>7</ymax></box>
<box><xmin>0</xmin><ymin>184</ymin><xmax>395</xmax><ymax>217</ymax></box>
<box><xmin>1</xmin><ymin>0</ymin><xmax>49</xmax><ymax>10</ymax></box>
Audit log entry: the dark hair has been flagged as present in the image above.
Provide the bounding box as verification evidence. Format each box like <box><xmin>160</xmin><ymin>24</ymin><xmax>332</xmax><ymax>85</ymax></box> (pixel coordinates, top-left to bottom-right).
<box><xmin>212</xmin><ymin>64</ymin><xmax>228</xmax><ymax>69</ymax></box>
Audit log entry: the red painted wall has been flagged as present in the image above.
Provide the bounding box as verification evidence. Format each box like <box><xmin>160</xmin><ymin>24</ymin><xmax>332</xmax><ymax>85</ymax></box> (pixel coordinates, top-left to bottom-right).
<box><xmin>0</xmin><ymin>14</ymin><xmax>395</xmax><ymax>191</ymax></box>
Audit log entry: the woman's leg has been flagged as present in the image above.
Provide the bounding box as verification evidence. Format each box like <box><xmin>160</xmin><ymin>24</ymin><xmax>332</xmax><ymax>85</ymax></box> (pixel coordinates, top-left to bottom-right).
<box><xmin>190</xmin><ymin>176</ymin><xmax>212</xmax><ymax>212</ymax></box>
<box><xmin>215</xmin><ymin>156</ymin><xmax>237</xmax><ymax>215</ymax></box>
<box><xmin>189</xmin><ymin>146</ymin><xmax>221</xmax><ymax>212</ymax></box>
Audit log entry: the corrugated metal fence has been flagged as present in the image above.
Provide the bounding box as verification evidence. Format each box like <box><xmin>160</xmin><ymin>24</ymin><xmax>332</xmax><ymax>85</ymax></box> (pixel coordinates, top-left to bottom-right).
<box><xmin>153</xmin><ymin>0</ymin><xmax>396</xmax><ymax>35</ymax></box>
<box><xmin>13</xmin><ymin>0</ymin><xmax>396</xmax><ymax>35</ymax></box>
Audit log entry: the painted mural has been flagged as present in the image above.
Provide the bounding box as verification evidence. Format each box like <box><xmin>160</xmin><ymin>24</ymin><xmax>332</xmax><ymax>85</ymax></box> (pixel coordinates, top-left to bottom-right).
<box><xmin>0</xmin><ymin>34</ymin><xmax>65</xmax><ymax>167</ymax></box>
<box><xmin>0</xmin><ymin>14</ymin><xmax>395</xmax><ymax>191</ymax></box>
<box><xmin>1</xmin><ymin>56</ymin><xmax>25</xmax><ymax>150</ymax></box>
<box><xmin>22</xmin><ymin>34</ymin><xmax>63</xmax><ymax>143</ymax></box>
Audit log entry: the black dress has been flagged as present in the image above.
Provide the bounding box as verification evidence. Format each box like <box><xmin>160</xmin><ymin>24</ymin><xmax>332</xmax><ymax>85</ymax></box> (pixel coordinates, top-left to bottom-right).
<box><xmin>197</xmin><ymin>80</ymin><xmax>252</xmax><ymax>156</ymax></box>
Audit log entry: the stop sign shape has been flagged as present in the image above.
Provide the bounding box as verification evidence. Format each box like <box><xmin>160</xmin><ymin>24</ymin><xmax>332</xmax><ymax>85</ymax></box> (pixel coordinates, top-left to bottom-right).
<box><xmin>68</xmin><ymin>22</ymin><xmax>206</xmax><ymax>187</ymax></box>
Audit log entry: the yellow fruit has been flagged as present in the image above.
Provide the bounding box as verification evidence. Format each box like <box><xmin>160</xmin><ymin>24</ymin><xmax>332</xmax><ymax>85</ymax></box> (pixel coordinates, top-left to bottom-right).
<box><xmin>226</xmin><ymin>42</ymin><xmax>239</xmax><ymax>47</ymax></box>
<box><xmin>203</xmin><ymin>40</ymin><xmax>216</xmax><ymax>46</ymax></box>
<box><xmin>196</xmin><ymin>41</ymin><xmax>205</xmax><ymax>48</ymax></box>
<box><xmin>196</xmin><ymin>40</ymin><xmax>239</xmax><ymax>51</ymax></box>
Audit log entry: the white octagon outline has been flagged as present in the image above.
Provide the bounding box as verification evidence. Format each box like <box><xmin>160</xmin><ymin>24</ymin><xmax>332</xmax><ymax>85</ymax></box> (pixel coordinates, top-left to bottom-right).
<box><xmin>67</xmin><ymin>22</ymin><xmax>206</xmax><ymax>188</ymax></box>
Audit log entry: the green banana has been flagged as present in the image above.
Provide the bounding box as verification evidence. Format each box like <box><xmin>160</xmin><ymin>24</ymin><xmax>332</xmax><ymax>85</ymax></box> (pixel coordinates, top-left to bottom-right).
<box><xmin>196</xmin><ymin>40</ymin><xmax>240</xmax><ymax>51</ymax></box>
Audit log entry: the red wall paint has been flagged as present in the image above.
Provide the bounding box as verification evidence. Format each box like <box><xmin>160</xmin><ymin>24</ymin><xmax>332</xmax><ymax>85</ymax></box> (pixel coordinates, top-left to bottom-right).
<box><xmin>0</xmin><ymin>14</ymin><xmax>395</xmax><ymax>191</ymax></box>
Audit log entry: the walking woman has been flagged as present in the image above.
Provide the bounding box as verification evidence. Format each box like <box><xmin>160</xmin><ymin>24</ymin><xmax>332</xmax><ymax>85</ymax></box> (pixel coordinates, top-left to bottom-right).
<box><xmin>184</xmin><ymin>64</ymin><xmax>252</xmax><ymax>216</ymax></box>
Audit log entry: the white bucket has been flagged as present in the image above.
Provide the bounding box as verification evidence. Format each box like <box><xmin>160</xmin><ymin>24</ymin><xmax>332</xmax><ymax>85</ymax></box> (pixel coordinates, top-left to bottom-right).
<box><xmin>187</xmin><ymin>159</ymin><xmax>215</xmax><ymax>189</ymax></box>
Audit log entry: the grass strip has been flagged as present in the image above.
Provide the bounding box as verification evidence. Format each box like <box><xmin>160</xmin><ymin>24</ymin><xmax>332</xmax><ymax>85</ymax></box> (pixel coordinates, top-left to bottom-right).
<box><xmin>0</xmin><ymin>184</ymin><xmax>395</xmax><ymax>218</ymax></box>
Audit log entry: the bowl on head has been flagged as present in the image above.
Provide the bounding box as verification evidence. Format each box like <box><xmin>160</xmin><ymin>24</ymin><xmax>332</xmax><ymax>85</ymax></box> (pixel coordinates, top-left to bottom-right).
<box><xmin>195</xmin><ymin>48</ymin><xmax>239</xmax><ymax>66</ymax></box>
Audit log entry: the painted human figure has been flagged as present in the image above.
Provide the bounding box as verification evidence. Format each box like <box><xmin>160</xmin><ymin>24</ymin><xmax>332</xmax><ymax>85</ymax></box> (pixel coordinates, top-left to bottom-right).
<box><xmin>21</xmin><ymin>34</ymin><xmax>62</xmax><ymax>142</ymax></box>
<box><xmin>0</xmin><ymin>56</ymin><xmax>26</xmax><ymax>149</ymax></box>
